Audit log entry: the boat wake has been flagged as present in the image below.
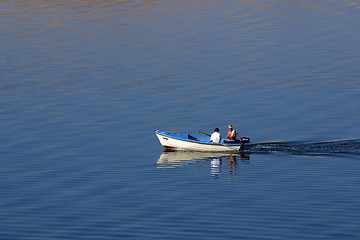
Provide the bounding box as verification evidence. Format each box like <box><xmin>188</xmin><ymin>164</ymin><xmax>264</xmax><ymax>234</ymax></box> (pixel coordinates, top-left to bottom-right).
<box><xmin>249</xmin><ymin>139</ymin><xmax>360</xmax><ymax>156</ymax></box>
<box><xmin>155</xmin><ymin>138</ymin><xmax>360</xmax><ymax>169</ymax></box>
<box><xmin>155</xmin><ymin>139</ymin><xmax>360</xmax><ymax>172</ymax></box>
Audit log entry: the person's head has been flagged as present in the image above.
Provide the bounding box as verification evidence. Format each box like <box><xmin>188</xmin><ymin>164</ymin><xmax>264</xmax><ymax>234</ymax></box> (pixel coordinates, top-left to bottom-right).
<box><xmin>228</xmin><ymin>125</ymin><xmax>233</xmax><ymax>130</ymax></box>
<box><xmin>214</xmin><ymin>128</ymin><xmax>219</xmax><ymax>132</ymax></box>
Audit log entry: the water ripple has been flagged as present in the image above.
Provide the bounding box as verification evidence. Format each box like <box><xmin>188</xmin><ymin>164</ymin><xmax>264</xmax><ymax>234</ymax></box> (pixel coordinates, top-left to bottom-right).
<box><xmin>1</xmin><ymin>1</ymin><xmax>360</xmax><ymax>239</ymax></box>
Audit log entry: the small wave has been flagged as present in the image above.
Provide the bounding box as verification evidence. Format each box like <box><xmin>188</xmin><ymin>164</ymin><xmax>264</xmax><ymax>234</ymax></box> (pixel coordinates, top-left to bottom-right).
<box><xmin>249</xmin><ymin>139</ymin><xmax>360</xmax><ymax>156</ymax></box>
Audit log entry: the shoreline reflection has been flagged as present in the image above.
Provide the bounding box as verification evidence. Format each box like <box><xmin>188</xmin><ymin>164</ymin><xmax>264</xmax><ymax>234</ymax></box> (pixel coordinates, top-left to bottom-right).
<box><xmin>156</xmin><ymin>150</ymin><xmax>250</xmax><ymax>178</ymax></box>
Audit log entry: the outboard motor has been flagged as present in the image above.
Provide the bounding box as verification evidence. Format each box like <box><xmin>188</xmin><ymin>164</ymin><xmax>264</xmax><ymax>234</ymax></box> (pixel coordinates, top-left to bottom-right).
<box><xmin>240</xmin><ymin>137</ymin><xmax>250</xmax><ymax>150</ymax></box>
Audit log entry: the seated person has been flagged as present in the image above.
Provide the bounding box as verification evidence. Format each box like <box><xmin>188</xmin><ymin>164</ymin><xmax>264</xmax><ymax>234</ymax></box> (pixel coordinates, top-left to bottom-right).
<box><xmin>210</xmin><ymin>128</ymin><xmax>221</xmax><ymax>143</ymax></box>
<box><xmin>223</xmin><ymin>125</ymin><xmax>238</xmax><ymax>143</ymax></box>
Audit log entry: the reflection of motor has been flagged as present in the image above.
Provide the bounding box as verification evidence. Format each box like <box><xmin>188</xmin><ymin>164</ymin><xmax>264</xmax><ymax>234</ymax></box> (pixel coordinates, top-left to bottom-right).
<box><xmin>240</xmin><ymin>137</ymin><xmax>250</xmax><ymax>150</ymax></box>
<box><xmin>240</xmin><ymin>154</ymin><xmax>250</xmax><ymax>161</ymax></box>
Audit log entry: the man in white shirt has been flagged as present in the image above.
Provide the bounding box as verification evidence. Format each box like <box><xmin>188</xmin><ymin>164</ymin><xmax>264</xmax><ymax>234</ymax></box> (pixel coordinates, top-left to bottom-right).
<box><xmin>210</xmin><ymin>128</ymin><xmax>221</xmax><ymax>143</ymax></box>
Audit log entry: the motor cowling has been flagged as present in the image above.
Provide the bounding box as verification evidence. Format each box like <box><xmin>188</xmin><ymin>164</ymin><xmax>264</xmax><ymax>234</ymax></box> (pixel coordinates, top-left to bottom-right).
<box><xmin>240</xmin><ymin>137</ymin><xmax>250</xmax><ymax>143</ymax></box>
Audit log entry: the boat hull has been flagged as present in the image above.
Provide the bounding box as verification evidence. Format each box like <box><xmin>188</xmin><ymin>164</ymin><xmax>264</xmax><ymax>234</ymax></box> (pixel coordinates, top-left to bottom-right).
<box><xmin>155</xmin><ymin>130</ymin><xmax>245</xmax><ymax>152</ymax></box>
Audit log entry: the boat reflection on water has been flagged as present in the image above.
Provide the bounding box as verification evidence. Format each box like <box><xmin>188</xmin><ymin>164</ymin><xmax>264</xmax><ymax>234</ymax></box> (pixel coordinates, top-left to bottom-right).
<box><xmin>156</xmin><ymin>150</ymin><xmax>250</xmax><ymax>178</ymax></box>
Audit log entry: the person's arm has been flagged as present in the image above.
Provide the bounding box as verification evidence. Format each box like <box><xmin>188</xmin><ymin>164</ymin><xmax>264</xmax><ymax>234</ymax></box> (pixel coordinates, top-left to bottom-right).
<box><xmin>226</xmin><ymin>131</ymin><xmax>231</xmax><ymax>139</ymax></box>
<box><xmin>231</xmin><ymin>130</ymin><xmax>236</xmax><ymax>140</ymax></box>
<box><xmin>232</xmin><ymin>130</ymin><xmax>236</xmax><ymax>138</ymax></box>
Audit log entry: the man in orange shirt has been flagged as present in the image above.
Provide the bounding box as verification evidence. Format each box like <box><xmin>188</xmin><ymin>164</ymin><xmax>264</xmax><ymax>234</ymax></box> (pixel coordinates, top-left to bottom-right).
<box><xmin>225</xmin><ymin>125</ymin><xmax>237</xmax><ymax>142</ymax></box>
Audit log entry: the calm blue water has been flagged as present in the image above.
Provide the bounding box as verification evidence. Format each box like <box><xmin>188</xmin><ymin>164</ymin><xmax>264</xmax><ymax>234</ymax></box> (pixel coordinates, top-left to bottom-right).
<box><xmin>1</xmin><ymin>0</ymin><xmax>360</xmax><ymax>239</ymax></box>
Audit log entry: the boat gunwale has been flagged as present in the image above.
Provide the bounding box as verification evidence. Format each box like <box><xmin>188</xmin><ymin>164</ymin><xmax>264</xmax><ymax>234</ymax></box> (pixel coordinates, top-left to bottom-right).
<box><xmin>155</xmin><ymin>130</ymin><xmax>242</xmax><ymax>147</ymax></box>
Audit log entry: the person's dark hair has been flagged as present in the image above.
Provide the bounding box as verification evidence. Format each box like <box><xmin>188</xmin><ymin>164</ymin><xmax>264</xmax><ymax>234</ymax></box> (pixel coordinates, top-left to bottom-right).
<box><xmin>214</xmin><ymin>128</ymin><xmax>219</xmax><ymax>132</ymax></box>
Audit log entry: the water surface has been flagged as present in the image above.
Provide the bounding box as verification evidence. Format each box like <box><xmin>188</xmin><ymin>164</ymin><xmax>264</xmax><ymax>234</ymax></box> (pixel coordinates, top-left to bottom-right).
<box><xmin>1</xmin><ymin>1</ymin><xmax>360</xmax><ymax>239</ymax></box>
